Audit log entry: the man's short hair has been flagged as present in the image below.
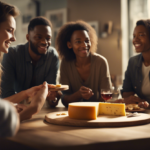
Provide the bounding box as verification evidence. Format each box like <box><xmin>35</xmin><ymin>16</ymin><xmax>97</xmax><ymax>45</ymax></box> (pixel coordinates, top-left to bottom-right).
<box><xmin>28</xmin><ymin>16</ymin><xmax>52</xmax><ymax>33</ymax></box>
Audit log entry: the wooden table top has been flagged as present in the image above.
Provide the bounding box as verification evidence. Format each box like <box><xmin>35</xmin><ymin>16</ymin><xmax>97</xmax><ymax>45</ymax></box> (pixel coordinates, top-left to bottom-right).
<box><xmin>1</xmin><ymin>104</ymin><xmax>150</xmax><ymax>150</ymax></box>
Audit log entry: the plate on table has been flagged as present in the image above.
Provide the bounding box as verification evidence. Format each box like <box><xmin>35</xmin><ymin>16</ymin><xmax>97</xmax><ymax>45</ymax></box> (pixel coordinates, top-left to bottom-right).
<box><xmin>126</xmin><ymin>108</ymin><xmax>146</xmax><ymax>112</ymax></box>
<box><xmin>48</xmin><ymin>85</ymin><xmax>69</xmax><ymax>91</ymax></box>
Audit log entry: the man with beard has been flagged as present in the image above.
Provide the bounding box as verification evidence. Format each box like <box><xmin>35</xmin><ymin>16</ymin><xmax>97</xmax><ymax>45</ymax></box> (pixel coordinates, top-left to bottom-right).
<box><xmin>1</xmin><ymin>16</ymin><xmax>60</xmax><ymax>107</ymax></box>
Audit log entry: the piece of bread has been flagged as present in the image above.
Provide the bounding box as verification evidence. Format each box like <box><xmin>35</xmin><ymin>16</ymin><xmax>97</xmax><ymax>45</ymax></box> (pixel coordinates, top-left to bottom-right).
<box><xmin>48</xmin><ymin>84</ymin><xmax>61</xmax><ymax>89</ymax></box>
<box><xmin>126</xmin><ymin>104</ymin><xmax>140</xmax><ymax>110</ymax></box>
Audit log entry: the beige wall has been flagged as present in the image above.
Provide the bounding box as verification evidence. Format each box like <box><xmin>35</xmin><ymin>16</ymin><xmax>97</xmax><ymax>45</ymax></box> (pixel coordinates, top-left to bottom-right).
<box><xmin>67</xmin><ymin>0</ymin><xmax>122</xmax><ymax>76</ymax></box>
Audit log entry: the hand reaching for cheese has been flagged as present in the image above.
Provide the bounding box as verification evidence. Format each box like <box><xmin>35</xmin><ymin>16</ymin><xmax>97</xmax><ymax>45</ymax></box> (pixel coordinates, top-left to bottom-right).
<box><xmin>138</xmin><ymin>101</ymin><xmax>149</xmax><ymax>108</ymax></box>
<box><xmin>115</xmin><ymin>95</ymin><xmax>149</xmax><ymax>109</ymax></box>
<box><xmin>79</xmin><ymin>86</ymin><xmax>94</xmax><ymax>100</ymax></box>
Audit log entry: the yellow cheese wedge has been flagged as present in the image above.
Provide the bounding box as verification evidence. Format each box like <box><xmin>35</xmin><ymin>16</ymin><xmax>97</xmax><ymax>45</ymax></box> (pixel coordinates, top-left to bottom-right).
<box><xmin>68</xmin><ymin>102</ymin><xmax>100</xmax><ymax>120</ymax></box>
<box><xmin>99</xmin><ymin>103</ymin><xmax>126</xmax><ymax>116</ymax></box>
<box><xmin>68</xmin><ymin>102</ymin><xmax>126</xmax><ymax>120</ymax></box>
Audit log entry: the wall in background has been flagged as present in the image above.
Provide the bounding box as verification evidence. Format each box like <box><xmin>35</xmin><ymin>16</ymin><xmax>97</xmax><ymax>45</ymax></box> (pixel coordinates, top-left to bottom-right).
<box><xmin>4</xmin><ymin>0</ymin><xmax>36</xmax><ymax>45</ymax></box>
<box><xmin>38</xmin><ymin>0</ymin><xmax>67</xmax><ymax>16</ymax></box>
<box><xmin>3</xmin><ymin>0</ymin><xmax>122</xmax><ymax>77</ymax></box>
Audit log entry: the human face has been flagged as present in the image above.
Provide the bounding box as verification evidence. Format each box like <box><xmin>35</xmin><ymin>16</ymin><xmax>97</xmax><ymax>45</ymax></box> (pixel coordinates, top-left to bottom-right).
<box><xmin>0</xmin><ymin>15</ymin><xmax>16</xmax><ymax>53</ymax></box>
<box><xmin>67</xmin><ymin>30</ymin><xmax>91</xmax><ymax>58</ymax></box>
<box><xmin>133</xmin><ymin>25</ymin><xmax>150</xmax><ymax>53</ymax></box>
<box><xmin>27</xmin><ymin>25</ymin><xmax>52</xmax><ymax>55</ymax></box>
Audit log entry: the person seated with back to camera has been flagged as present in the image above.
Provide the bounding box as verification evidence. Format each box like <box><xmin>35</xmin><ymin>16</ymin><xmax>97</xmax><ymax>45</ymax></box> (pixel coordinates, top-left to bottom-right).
<box><xmin>55</xmin><ymin>20</ymin><xmax>112</xmax><ymax>107</ymax></box>
<box><xmin>1</xmin><ymin>16</ymin><xmax>62</xmax><ymax>108</ymax></box>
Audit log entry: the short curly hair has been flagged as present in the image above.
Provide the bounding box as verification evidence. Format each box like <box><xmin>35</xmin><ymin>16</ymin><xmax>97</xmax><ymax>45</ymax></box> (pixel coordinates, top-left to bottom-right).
<box><xmin>28</xmin><ymin>16</ymin><xmax>52</xmax><ymax>33</ymax></box>
<box><xmin>56</xmin><ymin>20</ymin><xmax>98</xmax><ymax>61</ymax></box>
<box><xmin>0</xmin><ymin>1</ymin><xmax>19</xmax><ymax>24</ymax></box>
<box><xmin>136</xmin><ymin>19</ymin><xmax>150</xmax><ymax>38</ymax></box>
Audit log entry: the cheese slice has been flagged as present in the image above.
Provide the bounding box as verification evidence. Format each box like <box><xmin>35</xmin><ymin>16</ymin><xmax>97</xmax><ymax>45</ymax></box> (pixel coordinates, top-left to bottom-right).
<box><xmin>68</xmin><ymin>102</ymin><xmax>125</xmax><ymax>120</ymax></box>
<box><xmin>99</xmin><ymin>103</ymin><xmax>126</xmax><ymax>116</ymax></box>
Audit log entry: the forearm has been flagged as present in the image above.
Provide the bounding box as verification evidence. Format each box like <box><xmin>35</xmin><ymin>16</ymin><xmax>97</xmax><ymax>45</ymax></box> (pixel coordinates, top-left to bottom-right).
<box><xmin>62</xmin><ymin>91</ymin><xmax>82</xmax><ymax>107</ymax></box>
<box><xmin>4</xmin><ymin>90</ymin><xmax>28</xmax><ymax>103</ymax></box>
<box><xmin>122</xmin><ymin>92</ymin><xmax>135</xmax><ymax>98</ymax></box>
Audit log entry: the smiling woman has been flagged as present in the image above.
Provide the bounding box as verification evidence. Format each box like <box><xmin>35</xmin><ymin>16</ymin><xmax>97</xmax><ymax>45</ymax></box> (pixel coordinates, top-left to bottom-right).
<box><xmin>0</xmin><ymin>1</ymin><xmax>20</xmax><ymax>137</ymax></box>
<box><xmin>0</xmin><ymin>2</ymin><xmax>19</xmax><ymax>54</ymax></box>
<box><xmin>56</xmin><ymin>20</ymin><xmax>112</xmax><ymax>107</ymax></box>
<box><xmin>0</xmin><ymin>1</ymin><xmax>50</xmax><ymax>137</ymax></box>
<box><xmin>0</xmin><ymin>15</ymin><xmax>16</xmax><ymax>53</ymax></box>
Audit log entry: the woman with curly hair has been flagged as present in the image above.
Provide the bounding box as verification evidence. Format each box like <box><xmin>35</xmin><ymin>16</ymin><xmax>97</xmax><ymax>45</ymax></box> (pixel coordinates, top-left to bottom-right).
<box><xmin>56</xmin><ymin>20</ymin><xmax>112</xmax><ymax>107</ymax></box>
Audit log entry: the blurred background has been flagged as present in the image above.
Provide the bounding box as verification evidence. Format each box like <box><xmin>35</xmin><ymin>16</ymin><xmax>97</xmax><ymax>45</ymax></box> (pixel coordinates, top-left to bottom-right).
<box><xmin>3</xmin><ymin>0</ymin><xmax>150</xmax><ymax>88</ymax></box>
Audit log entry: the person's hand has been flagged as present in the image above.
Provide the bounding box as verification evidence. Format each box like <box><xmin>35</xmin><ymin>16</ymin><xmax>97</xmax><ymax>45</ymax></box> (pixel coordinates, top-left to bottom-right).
<box><xmin>79</xmin><ymin>86</ymin><xmax>94</xmax><ymax>100</ymax></box>
<box><xmin>138</xmin><ymin>101</ymin><xmax>149</xmax><ymax>108</ymax></box>
<box><xmin>25</xmin><ymin>84</ymin><xmax>43</xmax><ymax>98</ymax></box>
<box><xmin>115</xmin><ymin>95</ymin><xmax>149</xmax><ymax>109</ymax></box>
<box><xmin>19</xmin><ymin>82</ymin><xmax>48</xmax><ymax>121</ymax></box>
<box><xmin>47</xmin><ymin>91</ymin><xmax>59</xmax><ymax>107</ymax></box>
<box><xmin>15</xmin><ymin>104</ymin><xmax>27</xmax><ymax>113</ymax></box>
<box><xmin>31</xmin><ymin>81</ymin><xmax>48</xmax><ymax>107</ymax></box>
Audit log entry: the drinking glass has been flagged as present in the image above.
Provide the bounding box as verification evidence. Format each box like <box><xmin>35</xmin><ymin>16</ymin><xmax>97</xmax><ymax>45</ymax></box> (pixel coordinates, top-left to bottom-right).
<box><xmin>101</xmin><ymin>88</ymin><xmax>113</xmax><ymax>102</ymax></box>
<box><xmin>112</xmin><ymin>87</ymin><xmax>120</xmax><ymax>100</ymax></box>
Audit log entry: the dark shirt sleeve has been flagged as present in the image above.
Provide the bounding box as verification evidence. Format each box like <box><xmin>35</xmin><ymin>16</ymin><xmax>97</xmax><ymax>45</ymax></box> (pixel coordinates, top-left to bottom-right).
<box><xmin>122</xmin><ymin>58</ymin><xmax>135</xmax><ymax>94</ymax></box>
<box><xmin>1</xmin><ymin>48</ymin><xmax>16</xmax><ymax>98</ymax></box>
<box><xmin>45</xmin><ymin>50</ymin><xmax>59</xmax><ymax>85</ymax></box>
<box><xmin>0</xmin><ymin>99</ymin><xmax>18</xmax><ymax>137</ymax></box>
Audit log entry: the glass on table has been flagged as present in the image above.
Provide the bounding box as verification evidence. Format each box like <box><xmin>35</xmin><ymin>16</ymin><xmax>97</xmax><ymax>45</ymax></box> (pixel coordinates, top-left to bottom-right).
<box><xmin>101</xmin><ymin>88</ymin><xmax>113</xmax><ymax>102</ymax></box>
<box><xmin>112</xmin><ymin>87</ymin><xmax>120</xmax><ymax>100</ymax></box>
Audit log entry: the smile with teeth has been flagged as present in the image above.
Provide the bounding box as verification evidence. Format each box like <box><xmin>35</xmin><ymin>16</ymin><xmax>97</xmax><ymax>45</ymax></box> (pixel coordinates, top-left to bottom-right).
<box><xmin>80</xmin><ymin>49</ymin><xmax>88</xmax><ymax>53</ymax></box>
<box><xmin>39</xmin><ymin>46</ymin><xmax>47</xmax><ymax>50</ymax></box>
<box><xmin>5</xmin><ymin>42</ymin><xmax>11</xmax><ymax>48</ymax></box>
<box><xmin>134</xmin><ymin>44</ymin><xmax>141</xmax><ymax>48</ymax></box>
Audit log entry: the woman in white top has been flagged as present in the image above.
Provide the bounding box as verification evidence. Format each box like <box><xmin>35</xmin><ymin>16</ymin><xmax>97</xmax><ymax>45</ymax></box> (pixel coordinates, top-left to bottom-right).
<box><xmin>0</xmin><ymin>1</ymin><xmax>48</xmax><ymax>137</ymax></box>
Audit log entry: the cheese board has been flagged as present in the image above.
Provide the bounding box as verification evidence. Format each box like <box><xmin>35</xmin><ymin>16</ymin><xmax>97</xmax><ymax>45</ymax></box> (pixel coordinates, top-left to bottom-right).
<box><xmin>126</xmin><ymin>108</ymin><xmax>146</xmax><ymax>112</ymax></box>
<box><xmin>48</xmin><ymin>85</ymin><xmax>69</xmax><ymax>91</ymax></box>
<box><xmin>45</xmin><ymin>111</ymin><xmax>150</xmax><ymax>127</ymax></box>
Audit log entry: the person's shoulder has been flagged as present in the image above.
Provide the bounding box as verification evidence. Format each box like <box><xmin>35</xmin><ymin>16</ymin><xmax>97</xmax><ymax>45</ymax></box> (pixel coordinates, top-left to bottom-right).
<box><xmin>129</xmin><ymin>53</ymin><xmax>141</xmax><ymax>61</ymax></box>
<box><xmin>92</xmin><ymin>53</ymin><xmax>108</xmax><ymax>63</ymax></box>
<box><xmin>8</xmin><ymin>43</ymin><xmax>26</xmax><ymax>54</ymax></box>
<box><xmin>128</xmin><ymin>53</ymin><xmax>142</xmax><ymax>64</ymax></box>
<box><xmin>47</xmin><ymin>46</ymin><xmax>58</xmax><ymax>57</ymax></box>
<box><xmin>60</xmin><ymin>58</ymin><xmax>73</xmax><ymax>68</ymax></box>
<box><xmin>61</xmin><ymin>58</ymin><xmax>68</xmax><ymax>65</ymax></box>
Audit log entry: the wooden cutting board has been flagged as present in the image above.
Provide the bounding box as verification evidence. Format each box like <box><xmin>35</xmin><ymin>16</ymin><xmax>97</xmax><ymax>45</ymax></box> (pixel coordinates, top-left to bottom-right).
<box><xmin>45</xmin><ymin>111</ymin><xmax>150</xmax><ymax>127</ymax></box>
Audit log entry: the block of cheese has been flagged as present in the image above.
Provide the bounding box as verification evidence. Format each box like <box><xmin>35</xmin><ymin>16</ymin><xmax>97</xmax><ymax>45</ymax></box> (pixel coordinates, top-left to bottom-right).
<box><xmin>68</xmin><ymin>102</ymin><xmax>126</xmax><ymax>120</ymax></box>
<box><xmin>99</xmin><ymin>103</ymin><xmax>126</xmax><ymax>116</ymax></box>
<box><xmin>68</xmin><ymin>102</ymin><xmax>100</xmax><ymax>120</ymax></box>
